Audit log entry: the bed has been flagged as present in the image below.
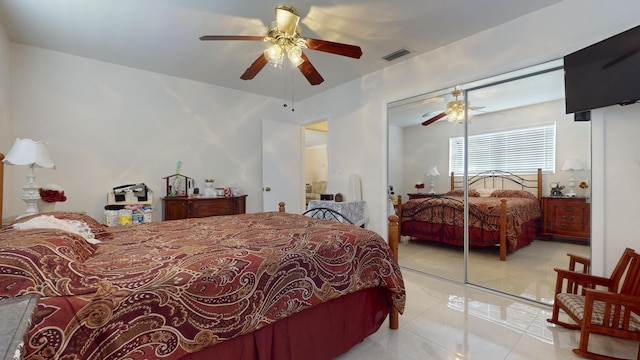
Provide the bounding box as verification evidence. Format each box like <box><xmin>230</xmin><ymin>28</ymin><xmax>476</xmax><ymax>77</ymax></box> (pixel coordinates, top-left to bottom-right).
<box><xmin>397</xmin><ymin>169</ymin><xmax>542</xmax><ymax>261</ymax></box>
<box><xmin>0</xmin><ymin>153</ymin><xmax>405</xmax><ymax>360</ymax></box>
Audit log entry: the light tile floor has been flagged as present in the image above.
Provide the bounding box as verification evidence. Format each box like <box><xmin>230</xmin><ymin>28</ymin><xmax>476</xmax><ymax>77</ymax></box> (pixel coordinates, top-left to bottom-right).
<box><xmin>398</xmin><ymin>239</ymin><xmax>591</xmax><ymax>305</ymax></box>
<box><xmin>336</xmin><ymin>269</ymin><xmax>639</xmax><ymax>360</ymax></box>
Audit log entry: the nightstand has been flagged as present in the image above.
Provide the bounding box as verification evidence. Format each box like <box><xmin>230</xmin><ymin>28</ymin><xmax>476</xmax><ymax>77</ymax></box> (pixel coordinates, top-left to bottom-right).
<box><xmin>541</xmin><ymin>197</ymin><xmax>590</xmax><ymax>242</ymax></box>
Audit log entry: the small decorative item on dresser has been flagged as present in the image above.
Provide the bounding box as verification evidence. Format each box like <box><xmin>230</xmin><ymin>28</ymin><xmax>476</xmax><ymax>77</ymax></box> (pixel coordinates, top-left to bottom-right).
<box><xmin>335</xmin><ymin>193</ymin><xmax>343</xmax><ymax>202</ymax></box>
<box><xmin>163</xmin><ymin>174</ymin><xmax>192</xmax><ymax>197</ymax></box>
<box><xmin>203</xmin><ymin>178</ymin><xmax>216</xmax><ymax>197</ymax></box>
<box><xmin>415</xmin><ymin>182</ymin><xmax>425</xmax><ymax>193</ymax></box>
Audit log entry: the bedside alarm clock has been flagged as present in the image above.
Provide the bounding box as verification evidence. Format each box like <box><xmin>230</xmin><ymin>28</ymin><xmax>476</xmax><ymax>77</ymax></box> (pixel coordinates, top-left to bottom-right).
<box><xmin>550</xmin><ymin>182</ymin><xmax>565</xmax><ymax>197</ymax></box>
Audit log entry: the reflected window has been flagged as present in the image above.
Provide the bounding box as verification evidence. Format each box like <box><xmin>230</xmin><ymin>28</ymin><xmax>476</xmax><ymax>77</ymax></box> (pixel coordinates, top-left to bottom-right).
<box><xmin>449</xmin><ymin>124</ymin><xmax>556</xmax><ymax>175</ymax></box>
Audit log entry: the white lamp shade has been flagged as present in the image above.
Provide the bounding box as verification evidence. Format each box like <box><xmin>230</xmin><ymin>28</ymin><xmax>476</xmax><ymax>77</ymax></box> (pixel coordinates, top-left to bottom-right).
<box><xmin>3</xmin><ymin>138</ymin><xmax>55</xmax><ymax>168</ymax></box>
<box><xmin>561</xmin><ymin>159</ymin><xmax>584</xmax><ymax>172</ymax></box>
<box><xmin>427</xmin><ymin>166</ymin><xmax>440</xmax><ymax>177</ymax></box>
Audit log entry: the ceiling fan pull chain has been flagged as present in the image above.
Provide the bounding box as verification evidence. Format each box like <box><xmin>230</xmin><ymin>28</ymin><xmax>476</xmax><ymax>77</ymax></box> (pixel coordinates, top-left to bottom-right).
<box><xmin>291</xmin><ymin>71</ymin><xmax>295</xmax><ymax>112</ymax></box>
<box><xmin>283</xmin><ymin>67</ymin><xmax>288</xmax><ymax>109</ymax></box>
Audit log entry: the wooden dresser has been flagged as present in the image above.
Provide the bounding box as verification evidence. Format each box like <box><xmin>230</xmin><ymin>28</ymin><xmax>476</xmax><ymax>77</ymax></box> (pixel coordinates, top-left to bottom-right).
<box><xmin>162</xmin><ymin>195</ymin><xmax>247</xmax><ymax>221</ymax></box>
<box><xmin>541</xmin><ymin>197</ymin><xmax>590</xmax><ymax>242</ymax></box>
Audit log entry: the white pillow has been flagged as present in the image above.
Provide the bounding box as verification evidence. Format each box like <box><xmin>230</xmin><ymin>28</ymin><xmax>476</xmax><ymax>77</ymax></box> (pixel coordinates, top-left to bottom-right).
<box><xmin>477</xmin><ymin>188</ymin><xmax>495</xmax><ymax>198</ymax></box>
<box><xmin>12</xmin><ymin>215</ymin><xmax>101</xmax><ymax>244</ymax></box>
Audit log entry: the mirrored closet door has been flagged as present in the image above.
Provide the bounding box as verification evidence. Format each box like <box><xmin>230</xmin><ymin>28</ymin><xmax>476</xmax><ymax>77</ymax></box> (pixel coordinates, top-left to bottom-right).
<box><xmin>388</xmin><ymin>60</ymin><xmax>592</xmax><ymax>304</ymax></box>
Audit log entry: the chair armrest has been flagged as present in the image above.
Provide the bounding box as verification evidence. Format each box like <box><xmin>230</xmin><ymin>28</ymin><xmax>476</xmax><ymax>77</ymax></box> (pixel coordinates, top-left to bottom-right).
<box><xmin>585</xmin><ymin>289</ymin><xmax>640</xmax><ymax>306</ymax></box>
<box><xmin>567</xmin><ymin>253</ymin><xmax>591</xmax><ymax>273</ymax></box>
<box><xmin>553</xmin><ymin>268</ymin><xmax>613</xmax><ymax>295</ymax></box>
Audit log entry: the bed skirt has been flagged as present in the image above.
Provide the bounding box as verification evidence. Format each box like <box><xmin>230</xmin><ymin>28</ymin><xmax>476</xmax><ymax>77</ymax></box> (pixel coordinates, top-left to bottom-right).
<box><xmin>401</xmin><ymin>218</ymin><xmax>539</xmax><ymax>252</ymax></box>
<box><xmin>181</xmin><ymin>286</ymin><xmax>390</xmax><ymax>360</ymax></box>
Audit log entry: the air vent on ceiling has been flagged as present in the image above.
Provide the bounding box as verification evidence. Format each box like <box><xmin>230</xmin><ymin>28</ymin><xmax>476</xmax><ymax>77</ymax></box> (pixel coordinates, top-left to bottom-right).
<box><xmin>382</xmin><ymin>48</ymin><xmax>411</xmax><ymax>61</ymax></box>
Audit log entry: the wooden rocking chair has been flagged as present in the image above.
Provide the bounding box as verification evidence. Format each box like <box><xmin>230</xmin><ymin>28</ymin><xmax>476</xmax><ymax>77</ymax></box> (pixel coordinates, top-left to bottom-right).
<box><xmin>547</xmin><ymin>247</ymin><xmax>640</xmax><ymax>360</ymax></box>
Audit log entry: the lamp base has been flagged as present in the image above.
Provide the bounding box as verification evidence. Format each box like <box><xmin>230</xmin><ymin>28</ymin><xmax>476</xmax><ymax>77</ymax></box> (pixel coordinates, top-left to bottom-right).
<box><xmin>19</xmin><ymin>165</ymin><xmax>41</xmax><ymax>218</ymax></box>
<box><xmin>566</xmin><ymin>177</ymin><xmax>577</xmax><ymax>198</ymax></box>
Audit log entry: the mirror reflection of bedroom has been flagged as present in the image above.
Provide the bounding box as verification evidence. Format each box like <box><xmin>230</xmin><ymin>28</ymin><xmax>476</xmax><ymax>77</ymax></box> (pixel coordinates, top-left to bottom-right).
<box><xmin>305</xmin><ymin>120</ymin><xmax>328</xmax><ymax>207</ymax></box>
<box><xmin>388</xmin><ymin>59</ymin><xmax>591</xmax><ymax>304</ymax></box>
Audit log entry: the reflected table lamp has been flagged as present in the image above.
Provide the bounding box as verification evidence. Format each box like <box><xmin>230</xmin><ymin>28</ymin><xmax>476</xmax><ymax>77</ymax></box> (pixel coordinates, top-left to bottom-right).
<box><xmin>3</xmin><ymin>138</ymin><xmax>55</xmax><ymax>218</ymax></box>
<box><xmin>561</xmin><ymin>159</ymin><xmax>584</xmax><ymax>197</ymax></box>
<box><xmin>427</xmin><ymin>166</ymin><xmax>440</xmax><ymax>194</ymax></box>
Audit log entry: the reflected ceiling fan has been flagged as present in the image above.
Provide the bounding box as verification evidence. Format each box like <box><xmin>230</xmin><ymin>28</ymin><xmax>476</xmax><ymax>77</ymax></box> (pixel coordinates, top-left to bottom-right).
<box><xmin>200</xmin><ymin>4</ymin><xmax>362</xmax><ymax>85</ymax></box>
<box><xmin>421</xmin><ymin>88</ymin><xmax>484</xmax><ymax>126</ymax></box>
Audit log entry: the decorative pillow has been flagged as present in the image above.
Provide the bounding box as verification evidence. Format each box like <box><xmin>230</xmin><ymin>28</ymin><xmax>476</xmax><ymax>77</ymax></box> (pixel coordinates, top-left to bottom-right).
<box><xmin>10</xmin><ymin>211</ymin><xmax>112</xmax><ymax>240</ymax></box>
<box><xmin>446</xmin><ymin>189</ymin><xmax>480</xmax><ymax>197</ymax></box>
<box><xmin>490</xmin><ymin>189</ymin><xmax>538</xmax><ymax>200</ymax></box>
<box><xmin>12</xmin><ymin>215</ymin><xmax>101</xmax><ymax>244</ymax></box>
<box><xmin>477</xmin><ymin>188</ymin><xmax>495</xmax><ymax>198</ymax></box>
<box><xmin>0</xmin><ymin>227</ymin><xmax>96</xmax><ymax>262</ymax></box>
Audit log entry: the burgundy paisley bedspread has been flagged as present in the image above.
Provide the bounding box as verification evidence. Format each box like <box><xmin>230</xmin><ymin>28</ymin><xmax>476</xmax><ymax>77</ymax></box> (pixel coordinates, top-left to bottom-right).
<box><xmin>401</xmin><ymin>193</ymin><xmax>541</xmax><ymax>248</ymax></box>
<box><xmin>0</xmin><ymin>212</ymin><xmax>405</xmax><ymax>360</ymax></box>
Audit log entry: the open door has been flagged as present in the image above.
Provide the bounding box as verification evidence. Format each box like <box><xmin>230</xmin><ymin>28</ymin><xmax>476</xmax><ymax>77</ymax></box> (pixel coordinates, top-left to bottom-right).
<box><xmin>262</xmin><ymin>118</ymin><xmax>303</xmax><ymax>213</ymax></box>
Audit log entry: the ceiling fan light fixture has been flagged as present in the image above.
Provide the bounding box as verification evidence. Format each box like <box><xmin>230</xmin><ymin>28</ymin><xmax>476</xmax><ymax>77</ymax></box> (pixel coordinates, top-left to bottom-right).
<box><xmin>264</xmin><ymin>44</ymin><xmax>284</xmax><ymax>67</ymax></box>
<box><xmin>287</xmin><ymin>45</ymin><xmax>305</xmax><ymax>67</ymax></box>
<box><xmin>448</xmin><ymin>109</ymin><xmax>469</xmax><ymax>124</ymax></box>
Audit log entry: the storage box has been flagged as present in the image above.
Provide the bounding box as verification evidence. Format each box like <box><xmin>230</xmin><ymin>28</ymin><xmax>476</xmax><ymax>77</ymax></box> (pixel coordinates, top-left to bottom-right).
<box><xmin>104</xmin><ymin>210</ymin><xmax>119</xmax><ymax>226</ymax></box>
<box><xmin>107</xmin><ymin>190</ymin><xmax>154</xmax><ymax>205</ymax></box>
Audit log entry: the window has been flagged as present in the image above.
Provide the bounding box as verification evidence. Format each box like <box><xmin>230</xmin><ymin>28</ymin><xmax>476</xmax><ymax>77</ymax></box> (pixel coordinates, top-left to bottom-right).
<box><xmin>449</xmin><ymin>124</ymin><xmax>556</xmax><ymax>175</ymax></box>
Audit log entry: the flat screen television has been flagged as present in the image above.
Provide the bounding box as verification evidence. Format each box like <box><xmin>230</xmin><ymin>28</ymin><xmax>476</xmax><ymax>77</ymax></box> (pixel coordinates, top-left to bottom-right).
<box><xmin>564</xmin><ymin>24</ymin><xmax>640</xmax><ymax>114</ymax></box>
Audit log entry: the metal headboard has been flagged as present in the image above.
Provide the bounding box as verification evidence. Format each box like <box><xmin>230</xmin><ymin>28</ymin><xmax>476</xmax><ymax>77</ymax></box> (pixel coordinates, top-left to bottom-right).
<box><xmin>451</xmin><ymin>168</ymin><xmax>542</xmax><ymax>198</ymax></box>
<box><xmin>302</xmin><ymin>207</ymin><xmax>354</xmax><ymax>225</ymax></box>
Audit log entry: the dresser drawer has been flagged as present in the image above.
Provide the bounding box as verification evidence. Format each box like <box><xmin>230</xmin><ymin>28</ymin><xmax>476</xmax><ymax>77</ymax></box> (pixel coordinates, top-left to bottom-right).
<box><xmin>162</xmin><ymin>195</ymin><xmax>247</xmax><ymax>221</ymax></box>
<box><xmin>191</xmin><ymin>199</ymin><xmax>235</xmax><ymax>217</ymax></box>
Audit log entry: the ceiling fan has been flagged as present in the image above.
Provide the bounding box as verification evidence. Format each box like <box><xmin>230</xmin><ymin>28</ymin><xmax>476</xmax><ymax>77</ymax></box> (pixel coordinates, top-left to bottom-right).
<box><xmin>421</xmin><ymin>88</ymin><xmax>484</xmax><ymax>126</ymax></box>
<box><xmin>200</xmin><ymin>4</ymin><xmax>363</xmax><ymax>86</ymax></box>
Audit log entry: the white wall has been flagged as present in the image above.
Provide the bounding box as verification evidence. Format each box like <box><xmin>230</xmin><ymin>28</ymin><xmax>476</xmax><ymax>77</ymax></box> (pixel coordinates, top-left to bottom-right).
<box><xmin>305</xmin><ymin>145</ymin><xmax>327</xmax><ymax>183</ymax></box>
<box><xmin>0</xmin><ymin>20</ymin><xmax>13</xmax><ymax>213</ymax></box>
<box><xmin>297</xmin><ymin>0</ymin><xmax>640</xmax><ymax>275</ymax></box>
<box><xmin>6</xmin><ymin>44</ymin><xmax>289</xmax><ymax>221</ymax></box>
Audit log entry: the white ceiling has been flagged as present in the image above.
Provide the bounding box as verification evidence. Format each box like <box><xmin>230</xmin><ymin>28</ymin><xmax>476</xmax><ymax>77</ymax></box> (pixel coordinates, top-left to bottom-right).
<box><xmin>0</xmin><ymin>0</ymin><xmax>562</xmax><ymax>101</ymax></box>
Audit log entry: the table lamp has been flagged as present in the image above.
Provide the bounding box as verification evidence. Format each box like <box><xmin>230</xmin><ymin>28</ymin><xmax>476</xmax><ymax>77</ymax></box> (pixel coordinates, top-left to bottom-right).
<box><xmin>561</xmin><ymin>159</ymin><xmax>584</xmax><ymax>197</ymax></box>
<box><xmin>427</xmin><ymin>166</ymin><xmax>440</xmax><ymax>194</ymax></box>
<box><xmin>3</xmin><ymin>138</ymin><xmax>55</xmax><ymax>218</ymax></box>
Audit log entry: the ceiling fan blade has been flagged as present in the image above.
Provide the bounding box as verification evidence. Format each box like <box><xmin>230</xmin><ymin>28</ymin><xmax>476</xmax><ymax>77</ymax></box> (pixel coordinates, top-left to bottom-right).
<box><xmin>240</xmin><ymin>54</ymin><xmax>269</xmax><ymax>80</ymax></box>
<box><xmin>421</xmin><ymin>112</ymin><xmax>447</xmax><ymax>126</ymax></box>
<box><xmin>305</xmin><ymin>38</ymin><xmax>363</xmax><ymax>59</ymax></box>
<box><xmin>200</xmin><ymin>35</ymin><xmax>264</xmax><ymax>41</ymax></box>
<box><xmin>275</xmin><ymin>5</ymin><xmax>300</xmax><ymax>35</ymax></box>
<box><xmin>298</xmin><ymin>53</ymin><xmax>324</xmax><ymax>85</ymax></box>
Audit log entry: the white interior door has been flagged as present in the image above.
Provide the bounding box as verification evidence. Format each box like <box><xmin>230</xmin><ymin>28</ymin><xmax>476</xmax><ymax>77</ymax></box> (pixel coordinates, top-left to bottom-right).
<box><xmin>262</xmin><ymin>118</ymin><xmax>303</xmax><ymax>214</ymax></box>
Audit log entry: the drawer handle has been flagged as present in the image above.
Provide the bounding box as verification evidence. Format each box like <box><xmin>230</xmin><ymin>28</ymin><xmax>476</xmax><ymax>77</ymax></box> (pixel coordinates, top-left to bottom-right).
<box><xmin>561</xmin><ymin>215</ymin><xmax>576</xmax><ymax>221</ymax></box>
<box><xmin>561</xmin><ymin>206</ymin><xmax>576</xmax><ymax>212</ymax></box>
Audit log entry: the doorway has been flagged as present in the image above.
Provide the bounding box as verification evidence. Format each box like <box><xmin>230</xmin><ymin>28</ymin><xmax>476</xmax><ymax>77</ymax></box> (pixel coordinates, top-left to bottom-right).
<box><xmin>304</xmin><ymin>120</ymin><xmax>328</xmax><ymax>207</ymax></box>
